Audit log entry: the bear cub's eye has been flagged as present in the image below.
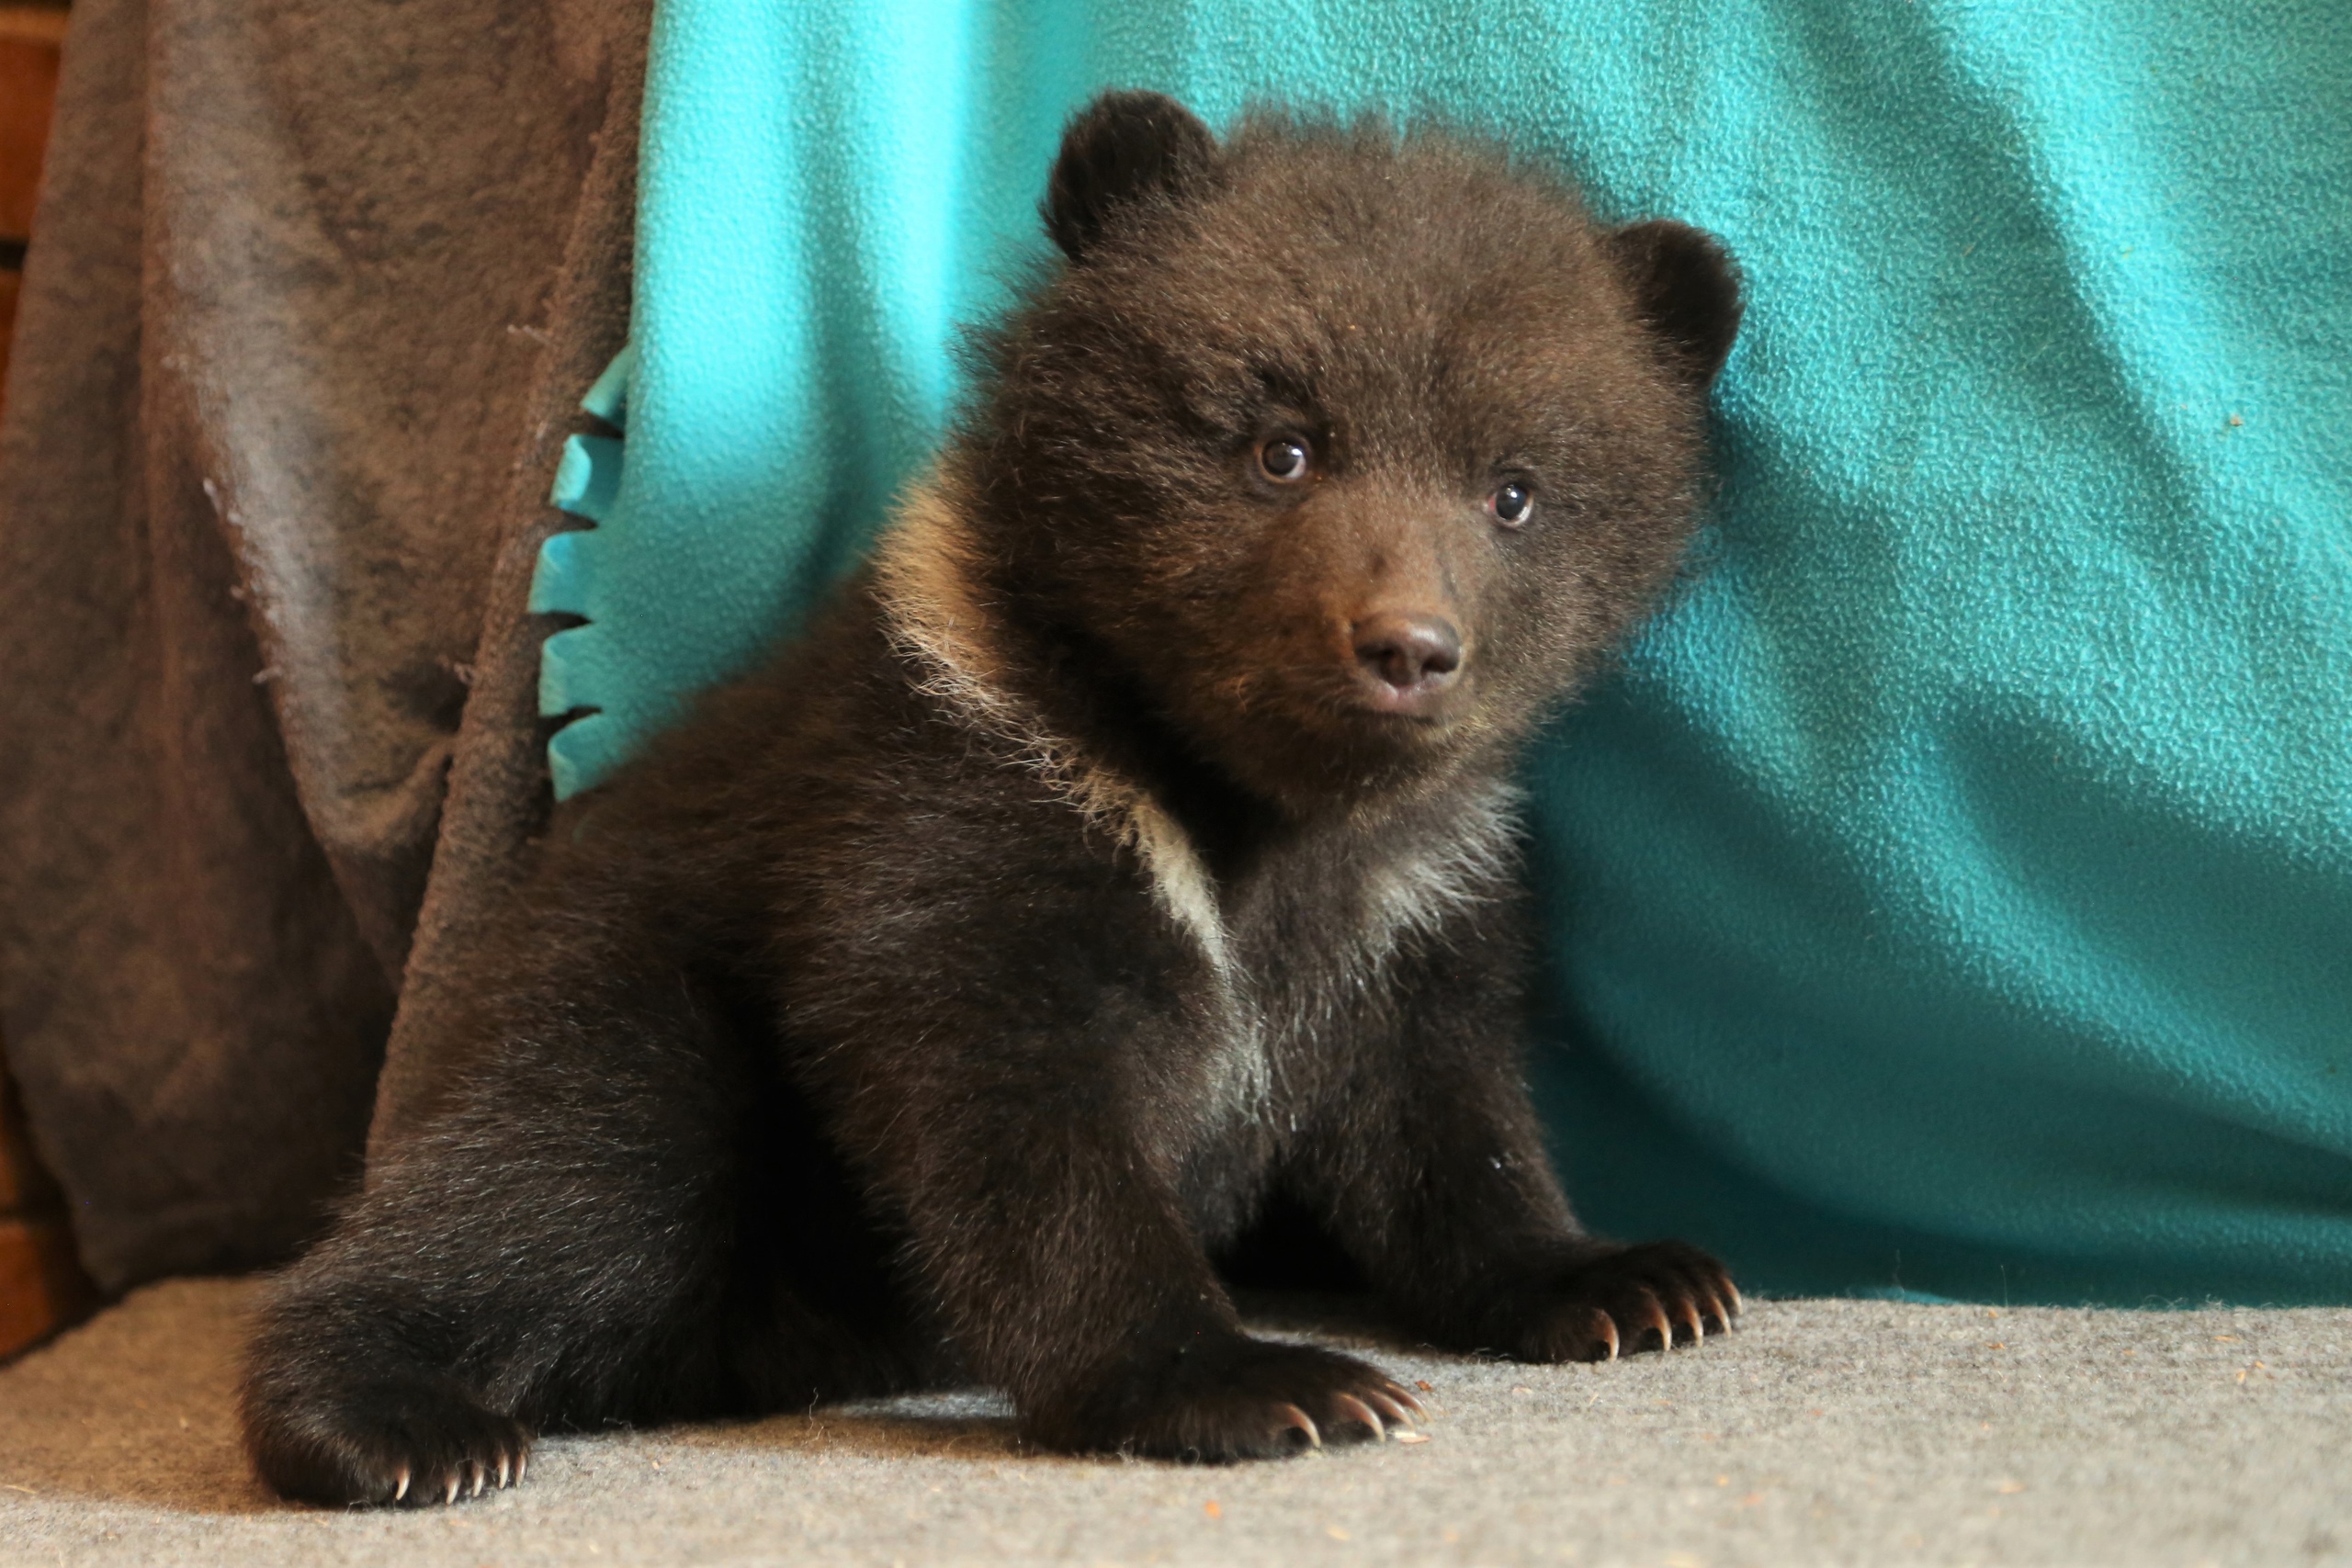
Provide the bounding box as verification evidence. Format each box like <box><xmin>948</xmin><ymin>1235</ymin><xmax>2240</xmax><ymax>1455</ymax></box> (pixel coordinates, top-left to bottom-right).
<box><xmin>1490</xmin><ymin>479</ymin><xmax>1534</xmax><ymax>526</ymax></box>
<box><xmin>1259</xmin><ymin>436</ymin><xmax>1313</xmax><ymax>483</ymax></box>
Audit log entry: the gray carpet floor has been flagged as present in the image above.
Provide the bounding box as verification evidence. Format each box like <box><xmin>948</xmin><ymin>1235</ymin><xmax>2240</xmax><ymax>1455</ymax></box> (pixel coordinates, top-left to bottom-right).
<box><xmin>1</xmin><ymin>1279</ymin><xmax>2347</xmax><ymax>1566</ymax></box>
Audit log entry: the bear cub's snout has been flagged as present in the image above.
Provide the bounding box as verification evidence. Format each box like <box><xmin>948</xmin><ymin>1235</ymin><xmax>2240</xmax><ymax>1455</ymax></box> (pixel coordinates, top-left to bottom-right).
<box><xmin>1352</xmin><ymin>609</ymin><xmax>1462</xmax><ymax>709</ymax></box>
<box><xmin>241</xmin><ymin>89</ymin><xmax>1745</xmax><ymax>1505</ymax></box>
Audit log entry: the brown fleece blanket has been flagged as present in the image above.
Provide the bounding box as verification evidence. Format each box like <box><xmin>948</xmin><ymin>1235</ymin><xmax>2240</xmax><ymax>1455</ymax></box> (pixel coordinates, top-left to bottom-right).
<box><xmin>0</xmin><ymin>0</ymin><xmax>649</xmax><ymax>1292</ymax></box>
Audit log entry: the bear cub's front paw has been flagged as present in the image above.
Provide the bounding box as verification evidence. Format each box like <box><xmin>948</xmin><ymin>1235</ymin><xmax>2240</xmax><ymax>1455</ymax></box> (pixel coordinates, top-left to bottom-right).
<box><xmin>242</xmin><ymin>1371</ymin><xmax>534</xmax><ymax>1507</ymax></box>
<box><xmin>1480</xmin><ymin>1241</ymin><xmax>1741</xmax><ymax>1363</ymax></box>
<box><xmin>1029</xmin><ymin>1332</ymin><xmax>1424</xmax><ymax>1462</ymax></box>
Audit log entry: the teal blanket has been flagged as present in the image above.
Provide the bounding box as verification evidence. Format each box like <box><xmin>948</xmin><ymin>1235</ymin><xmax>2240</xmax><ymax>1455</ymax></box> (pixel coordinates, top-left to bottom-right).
<box><xmin>534</xmin><ymin>0</ymin><xmax>2352</xmax><ymax>1303</ymax></box>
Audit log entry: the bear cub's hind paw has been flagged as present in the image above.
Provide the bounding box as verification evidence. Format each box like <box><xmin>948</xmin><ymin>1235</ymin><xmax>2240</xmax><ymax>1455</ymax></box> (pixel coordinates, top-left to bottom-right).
<box><xmin>1034</xmin><ymin>1334</ymin><xmax>1423</xmax><ymax>1462</ymax></box>
<box><xmin>243</xmin><ymin>1373</ymin><xmax>533</xmax><ymax>1507</ymax></box>
<box><xmin>1486</xmin><ymin>1241</ymin><xmax>1742</xmax><ymax>1363</ymax></box>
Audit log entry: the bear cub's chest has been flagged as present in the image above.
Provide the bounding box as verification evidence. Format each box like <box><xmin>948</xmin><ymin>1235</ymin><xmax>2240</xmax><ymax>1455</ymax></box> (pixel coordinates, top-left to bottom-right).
<box><xmin>1143</xmin><ymin>776</ymin><xmax>1525</xmax><ymax>1060</ymax></box>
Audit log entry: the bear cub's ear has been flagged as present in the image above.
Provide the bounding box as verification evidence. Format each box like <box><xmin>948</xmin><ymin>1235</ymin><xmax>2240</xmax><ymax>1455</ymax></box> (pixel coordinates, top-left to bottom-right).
<box><xmin>1605</xmin><ymin>220</ymin><xmax>1746</xmax><ymax>389</ymax></box>
<box><xmin>1045</xmin><ymin>91</ymin><xmax>1217</xmax><ymax>263</ymax></box>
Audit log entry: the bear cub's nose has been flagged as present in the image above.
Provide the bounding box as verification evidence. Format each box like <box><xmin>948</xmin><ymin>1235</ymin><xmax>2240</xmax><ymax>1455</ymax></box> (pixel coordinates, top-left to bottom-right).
<box><xmin>1352</xmin><ymin>613</ymin><xmax>1464</xmax><ymax>710</ymax></box>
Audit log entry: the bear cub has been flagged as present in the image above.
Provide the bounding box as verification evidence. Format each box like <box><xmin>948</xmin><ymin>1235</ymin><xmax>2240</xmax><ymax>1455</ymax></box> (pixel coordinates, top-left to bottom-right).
<box><xmin>243</xmin><ymin>92</ymin><xmax>1745</xmax><ymax>1504</ymax></box>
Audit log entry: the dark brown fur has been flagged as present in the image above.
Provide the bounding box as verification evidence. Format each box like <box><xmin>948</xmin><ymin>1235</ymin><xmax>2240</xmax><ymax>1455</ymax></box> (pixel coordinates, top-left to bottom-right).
<box><xmin>241</xmin><ymin>94</ymin><xmax>1745</xmax><ymax>1504</ymax></box>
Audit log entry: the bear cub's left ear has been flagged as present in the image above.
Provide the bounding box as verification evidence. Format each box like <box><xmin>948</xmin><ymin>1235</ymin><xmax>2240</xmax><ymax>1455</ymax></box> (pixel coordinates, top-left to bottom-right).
<box><xmin>1045</xmin><ymin>91</ymin><xmax>1218</xmax><ymax>263</ymax></box>
<box><xmin>1605</xmin><ymin>220</ymin><xmax>1746</xmax><ymax>389</ymax></box>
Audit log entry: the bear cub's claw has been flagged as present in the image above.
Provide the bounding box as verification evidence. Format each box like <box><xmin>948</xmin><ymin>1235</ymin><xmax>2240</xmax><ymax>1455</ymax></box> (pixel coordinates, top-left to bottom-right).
<box><xmin>243</xmin><ymin>1374</ymin><xmax>534</xmax><ymax>1507</ymax></box>
<box><xmin>1035</xmin><ymin>1334</ymin><xmax>1424</xmax><ymax>1462</ymax></box>
<box><xmin>1485</xmin><ymin>1241</ymin><xmax>1741</xmax><ymax>1364</ymax></box>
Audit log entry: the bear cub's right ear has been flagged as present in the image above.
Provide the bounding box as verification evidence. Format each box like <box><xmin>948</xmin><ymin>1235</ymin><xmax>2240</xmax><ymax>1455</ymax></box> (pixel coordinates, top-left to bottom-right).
<box><xmin>1044</xmin><ymin>91</ymin><xmax>1217</xmax><ymax>263</ymax></box>
<box><xmin>1605</xmin><ymin>220</ymin><xmax>1746</xmax><ymax>390</ymax></box>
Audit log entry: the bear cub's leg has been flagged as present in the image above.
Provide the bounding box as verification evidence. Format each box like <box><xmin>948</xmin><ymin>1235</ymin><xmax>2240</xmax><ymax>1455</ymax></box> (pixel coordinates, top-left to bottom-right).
<box><xmin>242</xmin><ymin>939</ymin><xmax>926</xmax><ymax>1506</ymax></box>
<box><xmin>1285</xmin><ymin>941</ymin><xmax>1740</xmax><ymax>1367</ymax></box>
<box><xmin>824</xmin><ymin>1021</ymin><xmax>1422</xmax><ymax>1461</ymax></box>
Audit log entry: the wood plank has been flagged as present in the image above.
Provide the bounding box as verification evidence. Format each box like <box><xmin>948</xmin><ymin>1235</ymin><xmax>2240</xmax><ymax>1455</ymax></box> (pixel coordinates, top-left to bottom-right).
<box><xmin>0</xmin><ymin>1216</ymin><xmax>96</xmax><ymax>1359</ymax></box>
<box><xmin>0</xmin><ymin>1061</ymin><xmax>93</xmax><ymax>1359</ymax></box>
<box><xmin>0</xmin><ymin>28</ymin><xmax>62</xmax><ymax>240</ymax></box>
<box><xmin>0</xmin><ymin>1057</ymin><xmax>63</xmax><ymax>1214</ymax></box>
<box><xmin>0</xmin><ymin>8</ymin><xmax>71</xmax><ymax>47</ymax></box>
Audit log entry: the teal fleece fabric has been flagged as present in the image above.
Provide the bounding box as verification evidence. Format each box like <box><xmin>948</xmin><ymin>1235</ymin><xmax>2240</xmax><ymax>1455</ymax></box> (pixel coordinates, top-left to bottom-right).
<box><xmin>535</xmin><ymin>0</ymin><xmax>2352</xmax><ymax>1303</ymax></box>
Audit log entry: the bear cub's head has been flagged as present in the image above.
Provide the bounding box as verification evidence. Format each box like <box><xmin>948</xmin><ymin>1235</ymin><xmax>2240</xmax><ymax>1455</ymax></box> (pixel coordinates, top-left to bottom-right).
<box><xmin>949</xmin><ymin>92</ymin><xmax>1741</xmax><ymax>815</ymax></box>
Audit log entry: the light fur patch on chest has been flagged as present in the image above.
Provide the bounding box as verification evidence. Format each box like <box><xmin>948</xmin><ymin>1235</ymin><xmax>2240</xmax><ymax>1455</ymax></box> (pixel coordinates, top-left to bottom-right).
<box><xmin>874</xmin><ymin>479</ymin><xmax>1521</xmax><ymax>1077</ymax></box>
<box><xmin>1260</xmin><ymin>781</ymin><xmax>1524</xmax><ymax>1043</ymax></box>
<box><xmin>873</xmin><ymin>479</ymin><xmax>1236</xmax><ymax>976</ymax></box>
<box><xmin>1356</xmin><ymin>779</ymin><xmax>1523</xmax><ymax>967</ymax></box>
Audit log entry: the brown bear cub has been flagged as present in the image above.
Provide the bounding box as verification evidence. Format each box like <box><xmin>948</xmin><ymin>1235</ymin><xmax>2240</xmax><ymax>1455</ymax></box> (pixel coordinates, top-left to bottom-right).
<box><xmin>242</xmin><ymin>91</ymin><xmax>1745</xmax><ymax>1504</ymax></box>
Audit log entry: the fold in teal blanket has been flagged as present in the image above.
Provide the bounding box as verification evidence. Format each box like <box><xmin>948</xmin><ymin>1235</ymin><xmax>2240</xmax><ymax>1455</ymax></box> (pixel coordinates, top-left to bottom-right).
<box><xmin>535</xmin><ymin>0</ymin><xmax>2352</xmax><ymax>1303</ymax></box>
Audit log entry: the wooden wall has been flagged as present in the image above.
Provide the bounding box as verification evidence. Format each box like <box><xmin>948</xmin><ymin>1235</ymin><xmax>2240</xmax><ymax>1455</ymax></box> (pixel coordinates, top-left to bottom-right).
<box><xmin>0</xmin><ymin>0</ymin><xmax>99</xmax><ymax>1359</ymax></box>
